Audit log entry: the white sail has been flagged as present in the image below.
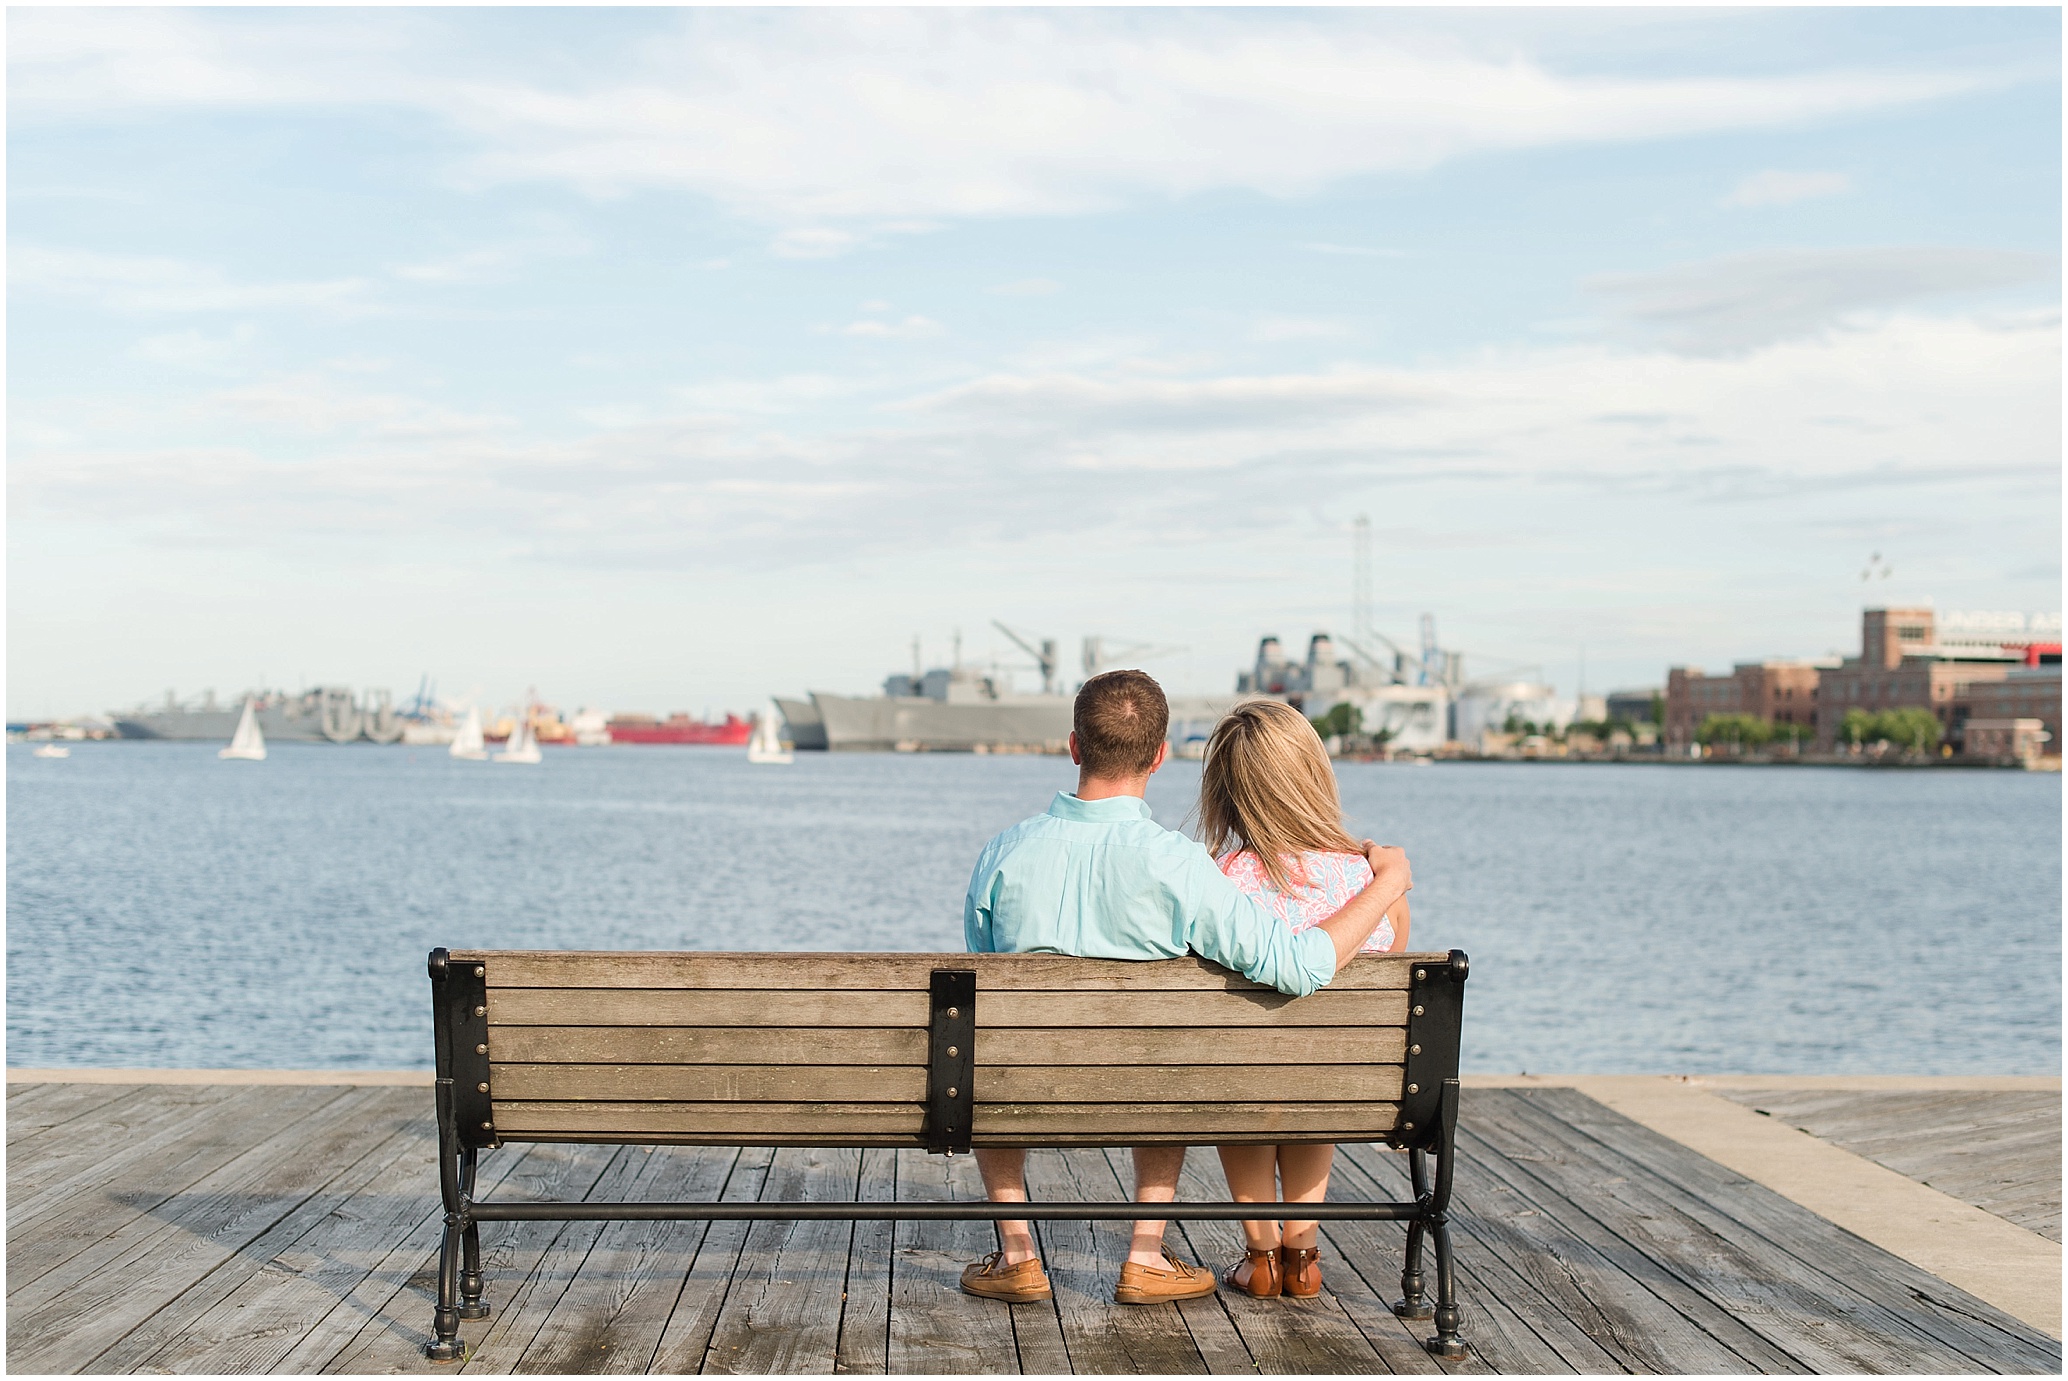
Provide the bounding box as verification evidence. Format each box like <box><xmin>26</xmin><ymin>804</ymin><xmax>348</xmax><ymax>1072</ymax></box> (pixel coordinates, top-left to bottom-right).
<box><xmin>450</xmin><ymin>706</ymin><xmax>487</xmax><ymax>760</ymax></box>
<box><xmin>747</xmin><ymin>702</ymin><xmax>793</xmax><ymax>764</ymax></box>
<box><xmin>495</xmin><ymin>717</ymin><xmax>542</xmax><ymax>764</ymax></box>
<box><xmin>219</xmin><ymin>699</ymin><xmax>267</xmax><ymax>761</ymax></box>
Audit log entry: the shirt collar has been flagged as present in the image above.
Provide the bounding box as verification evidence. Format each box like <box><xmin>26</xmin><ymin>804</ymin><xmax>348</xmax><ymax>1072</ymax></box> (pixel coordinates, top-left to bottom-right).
<box><xmin>1047</xmin><ymin>790</ymin><xmax>1153</xmax><ymax>823</ymax></box>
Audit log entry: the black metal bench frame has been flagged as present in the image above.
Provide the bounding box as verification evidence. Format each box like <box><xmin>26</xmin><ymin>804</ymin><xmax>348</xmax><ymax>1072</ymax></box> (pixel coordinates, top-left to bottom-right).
<box><xmin>425</xmin><ymin>947</ymin><xmax>1470</xmax><ymax>1363</ymax></box>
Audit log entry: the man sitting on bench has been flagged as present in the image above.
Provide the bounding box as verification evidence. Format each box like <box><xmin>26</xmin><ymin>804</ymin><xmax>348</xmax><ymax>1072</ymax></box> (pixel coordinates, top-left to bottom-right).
<box><xmin>961</xmin><ymin>670</ymin><xmax>1411</xmax><ymax>1305</ymax></box>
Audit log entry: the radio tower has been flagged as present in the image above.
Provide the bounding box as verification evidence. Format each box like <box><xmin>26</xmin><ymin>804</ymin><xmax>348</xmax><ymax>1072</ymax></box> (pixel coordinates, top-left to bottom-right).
<box><xmin>1352</xmin><ymin>514</ymin><xmax>1373</xmax><ymax>645</ymax></box>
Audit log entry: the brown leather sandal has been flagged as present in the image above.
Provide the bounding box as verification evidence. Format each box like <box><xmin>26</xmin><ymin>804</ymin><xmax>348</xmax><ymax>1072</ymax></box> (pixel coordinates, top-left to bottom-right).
<box><xmin>1223</xmin><ymin>1246</ymin><xmax>1282</xmax><ymax>1298</ymax></box>
<box><xmin>1280</xmin><ymin>1245</ymin><xmax>1322</xmax><ymax>1297</ymax></box>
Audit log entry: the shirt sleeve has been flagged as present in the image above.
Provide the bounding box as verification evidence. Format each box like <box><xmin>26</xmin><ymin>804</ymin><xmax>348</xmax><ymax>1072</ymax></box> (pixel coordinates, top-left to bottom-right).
<box><xmin>1173</xmin><ymin>846</ymin><xmax>1337</xmax><ymax>996</ymax></box>
<box><xmin>964</xmin><ymin>846</ymin><xmax>998</xmax><ymax>954</ymax></box>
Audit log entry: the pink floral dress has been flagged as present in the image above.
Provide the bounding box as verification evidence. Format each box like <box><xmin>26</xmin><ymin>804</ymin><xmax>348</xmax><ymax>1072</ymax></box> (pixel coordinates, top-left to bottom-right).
<box><xmin>1218</xmin><ymin>849</ymin><xmax>1395</xmax><ymax>954</ymax></box>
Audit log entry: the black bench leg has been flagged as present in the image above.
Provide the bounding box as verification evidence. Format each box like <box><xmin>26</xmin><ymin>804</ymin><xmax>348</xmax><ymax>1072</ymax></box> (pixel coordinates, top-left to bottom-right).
<box><xmin>457</xmin><ymin>1149</ymin><xmax>490</xmax><ymax>1320</ymax></box>
<box><xmin>1421</xmin><ymin>1079</ymin><xmax>1467</xmax><ymax>1361</ymax></box>
<box><xmin>425</xmin><ymin>1080</ymin><xmax>469</xmax><ymax>1363</ymax></box>
<box><xmin>428</xmin><ymin>1210</ymin><xmax>466</xmax><ymax>1362</ymax></box>
<box><xmin>1393</xmin><ymin>1147</ymin><xmax>1433</xmax><ymax>1320</ymax></box>
<box><xmin>1425</xmin><ymin>1215</ymin><xmax>1467</xmax><ymax>1360</ymax></box>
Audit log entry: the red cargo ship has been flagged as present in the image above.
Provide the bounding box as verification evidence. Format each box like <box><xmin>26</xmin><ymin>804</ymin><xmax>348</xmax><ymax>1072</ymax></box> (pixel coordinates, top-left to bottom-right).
<box><xmin>607</xmin><ymin>712</ymin><xmax>755</xmax><ymax>746</ymax></box>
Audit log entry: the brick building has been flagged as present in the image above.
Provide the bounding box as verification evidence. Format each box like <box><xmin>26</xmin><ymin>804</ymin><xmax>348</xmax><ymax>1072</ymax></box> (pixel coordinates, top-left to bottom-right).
<box><xmin>1813</xmin><ymin>606</ymin><xmax>2034</xmax><ymax>752</ymax></box>
<box><xmin>1663</xmin><ymin>660</ymin><xmax>1827</xmax><ymax>747</ymax></box>
<box><xmin>1665</xmin><ymin>606</ymin><xmax>2062</xmax><ymax>756</ymax></box>
<box><xmin>1955</xmin><ymin>667</ymin><xmax>2061</xmax><ymax>757</ymax></box>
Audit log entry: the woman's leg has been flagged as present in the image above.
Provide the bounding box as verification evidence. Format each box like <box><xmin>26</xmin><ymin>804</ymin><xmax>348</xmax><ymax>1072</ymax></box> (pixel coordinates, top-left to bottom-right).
<box><xmin>1215</xmin><ymin>1144</ymin><xmax>1282</xmax><ymax>1251</ymax></box>
<box><xmin>1276</xmin><ymin>1143</ymin><xmax>1335</xmax><ymax>1251</ymax></box>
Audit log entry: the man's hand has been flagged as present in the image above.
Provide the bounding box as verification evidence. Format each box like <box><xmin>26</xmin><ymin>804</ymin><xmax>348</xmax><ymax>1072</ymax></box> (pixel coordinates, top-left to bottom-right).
<box><xmin>1316</xmin><ymin>842</ymin><xmax>1414</xmax><ymax>971</ymax></box>
<box><xmin>1362</xmin><ymin>840</ymin><xmax>1411</xmax><ymax>900</ymax></box>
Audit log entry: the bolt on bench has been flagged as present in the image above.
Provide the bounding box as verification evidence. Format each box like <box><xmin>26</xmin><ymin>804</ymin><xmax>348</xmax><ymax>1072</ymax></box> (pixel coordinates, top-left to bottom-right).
<box><xmin>425</xmin><ymin>946</ymin><xmax>1470</xmax><ymax>1362</ymax></box>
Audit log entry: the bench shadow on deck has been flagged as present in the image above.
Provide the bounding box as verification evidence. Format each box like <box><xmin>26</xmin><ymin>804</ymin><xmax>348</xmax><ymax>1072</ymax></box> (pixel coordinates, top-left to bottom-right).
<box><xmin>7</xmin><ymin>1081</ymin><xmax>2058</xmax><ymax>1375</ymax></box>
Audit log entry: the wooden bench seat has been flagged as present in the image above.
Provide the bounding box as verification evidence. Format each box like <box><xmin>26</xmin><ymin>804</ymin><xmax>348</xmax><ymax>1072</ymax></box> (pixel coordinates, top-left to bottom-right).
<box><xmin>424</xmin><ymin>947</ymin><xmax>1470</xmax><ymax>1362</ymax></box>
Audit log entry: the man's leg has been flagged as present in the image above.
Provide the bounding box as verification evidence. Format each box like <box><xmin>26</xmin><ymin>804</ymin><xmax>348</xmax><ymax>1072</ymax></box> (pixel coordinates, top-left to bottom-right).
<box><xmin>975</xmin><ymin>1147</ymin><xmax>1038</xmax><ymax>1264</ymax></box>
<box><xmin>1112</xmin><ymin>1145</ymin><xmax>1215</xmax><ymax>1303</ymax></box>
<box><xmin>1127</xmin><ymin>1145</ymin><xmax>1186</xmax><ymax>1266</ymax></box>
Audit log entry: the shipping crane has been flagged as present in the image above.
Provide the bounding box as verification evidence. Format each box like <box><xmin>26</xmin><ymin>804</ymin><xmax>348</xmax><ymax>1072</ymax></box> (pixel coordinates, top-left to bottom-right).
<box><xmin>991</xmin><ymin>621</ymin><xmax>1060</xmax><ymax>696</ymax></box>
<box><xmin>1082</xmin><ymin>635</ymin><xmax>1187</xmax><ymax>679</ymax></box>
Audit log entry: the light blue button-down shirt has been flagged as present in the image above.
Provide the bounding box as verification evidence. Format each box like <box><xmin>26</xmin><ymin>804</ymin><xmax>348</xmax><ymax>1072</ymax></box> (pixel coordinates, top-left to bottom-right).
<box><xmin>963</xmin><ymin>791</ymin><xmax>1339</xmax><ymax>997</ymax></box>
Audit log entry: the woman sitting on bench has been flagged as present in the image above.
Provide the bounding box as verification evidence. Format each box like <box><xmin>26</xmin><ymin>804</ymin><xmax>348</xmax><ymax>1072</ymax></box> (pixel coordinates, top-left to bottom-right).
<box><xmin>1197</xmin><ymin>698</ymin><xmax>1411</xmax><ymax>1300</ymax></box>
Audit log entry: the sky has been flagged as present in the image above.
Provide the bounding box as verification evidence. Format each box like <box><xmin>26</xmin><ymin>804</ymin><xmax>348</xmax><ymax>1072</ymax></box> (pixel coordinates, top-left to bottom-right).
<box><xmin>8</xmin><ymin>7</ymin><xmax>2061</xmax><ymax>721</ymax></box>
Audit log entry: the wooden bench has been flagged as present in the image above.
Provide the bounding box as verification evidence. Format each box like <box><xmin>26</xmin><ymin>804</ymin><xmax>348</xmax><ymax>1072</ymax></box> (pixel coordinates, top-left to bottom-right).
<box><xmin>424</xmin><ymin>946</ymin><xmax>1470</xmax><ymax>1362</ymax></box>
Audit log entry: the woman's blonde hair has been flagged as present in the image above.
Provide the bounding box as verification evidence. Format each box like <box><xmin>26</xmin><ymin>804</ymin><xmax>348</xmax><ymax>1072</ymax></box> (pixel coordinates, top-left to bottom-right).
<box><xmin>1197</xmin><ymin>698</ymin><xmax>1360</xmax><ymax>893</ymax></box>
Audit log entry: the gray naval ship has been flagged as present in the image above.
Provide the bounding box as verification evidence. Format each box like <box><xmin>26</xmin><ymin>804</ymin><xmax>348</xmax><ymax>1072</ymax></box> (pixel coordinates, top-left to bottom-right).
<box><xmin>775</xmin><ymin>629</ymin><xmax>1233</xmax><ymax>752</ymax></box>
<box><xmin>113</xmin><ymin>687</ymin><xmax>406</xmax><ymax>744</ymax></box>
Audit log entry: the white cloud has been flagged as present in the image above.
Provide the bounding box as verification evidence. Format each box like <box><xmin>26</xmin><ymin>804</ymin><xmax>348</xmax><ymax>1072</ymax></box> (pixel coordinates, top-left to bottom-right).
<box><xmin>11</xmin><ymin>244</ymin><xmax>373</xmax><ymax>315</ymax></box>
<box><xmin>133</xmin><ymin>323</ymin><xmax>258</xmax><ymax>373</ymax></box>
<box><xmin>770</xmin><ymin>228</ymin><xmax>858</xmax><ymax>259</ymax></box>
<box><xmin>199</xmin><ymin>372</ymin><xmax>512</xmax><ymax>439</ymax></box>
<box><xmin>1723</xmin><ymin>169</ymin><xmax>1854</xmax><ymax>208</ymax></box>
<box><xmin>836</xmin><ymin>316</ymin><xmax>945</xmax><ymax>340</ymax></box>
<box><xmin>14</xmin><ymin>310</ymin><xmax>2054</xmax><ymax>571</ymax></box>
<box><xmin>1297</xmin><ymin>242</ymin><xmax>1408</xmax><ymax>258</ymax></box>
<box><xmin>1253</xmin><ymin>317</ymin><xmax>1355</xmax><ymax>342</ymax></box>
<box><xmin>391</xmin><ymin>227</ymin><xmax>590</xmax><ymax>284</ymax></box>
<box><xmin>6</xmin><ymin>9</ymin><xmax>2005</xmax><ymax>226</ymax></box>
<box><xmin>1591</xmin><ymin>246</ymin><xmax>2057</xmax><ymax>352</ymax></box>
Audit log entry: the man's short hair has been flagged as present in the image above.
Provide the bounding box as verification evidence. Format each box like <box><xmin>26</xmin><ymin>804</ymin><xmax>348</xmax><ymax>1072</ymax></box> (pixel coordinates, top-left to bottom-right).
<box><xmin>1074</xmin><ymin>670</ymin><xmax>1169</xmax><ymax>777</ymax></box>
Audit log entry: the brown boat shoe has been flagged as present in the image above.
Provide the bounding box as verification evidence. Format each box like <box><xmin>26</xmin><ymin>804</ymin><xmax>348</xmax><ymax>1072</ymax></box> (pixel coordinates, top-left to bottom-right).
<box><xmin>1114</xmin><ymin>1248</ymin><xmax>1218</xmax><ymax>1304</ymax></box>
<box><xmin>960</xmin><ymin>1250</ymin><xmax>1053</xmax><ymax>1302</ymax></box>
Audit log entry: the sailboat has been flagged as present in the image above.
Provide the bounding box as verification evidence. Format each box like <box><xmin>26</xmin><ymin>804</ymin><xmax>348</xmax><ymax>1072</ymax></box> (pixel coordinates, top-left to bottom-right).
<box><xmin>219</xmin><ymin>699</ymin><xmax>267</xmax><ymax>761</ymax></box>
<box><xmin>747</xmin><ymin>703</ymin><xmax>792</xmax><ymax>765</ymax></box>
<box><xmin>449</xmin><ymin>706</ymin><xmax>488</xmax><ymax>761</ymax></box>
<box><xmin>495</xmin><ymin>717</ymin><xmax>542</xmax><ymax>764</ymax></box>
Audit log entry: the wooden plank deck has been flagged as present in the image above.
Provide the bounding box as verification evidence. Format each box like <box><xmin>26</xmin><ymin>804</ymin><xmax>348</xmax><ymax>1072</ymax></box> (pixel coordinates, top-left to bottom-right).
<box><xmin>1709</xmin><ymin>1087</ymin><xmax>2062</xmax><ymax>1244</ymax></box>
<box><xmin>7</xmin><ymin>1080</ymin><xmax>2058</xmax><ymax>1374</ymax></box>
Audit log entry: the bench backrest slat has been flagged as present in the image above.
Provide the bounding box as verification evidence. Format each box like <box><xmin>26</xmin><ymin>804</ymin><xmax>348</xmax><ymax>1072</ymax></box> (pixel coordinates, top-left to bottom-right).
<box><xmin>444</xmin><ymin>950</ymin><xmax>1455</xmax><ymax>1150</ymax></box>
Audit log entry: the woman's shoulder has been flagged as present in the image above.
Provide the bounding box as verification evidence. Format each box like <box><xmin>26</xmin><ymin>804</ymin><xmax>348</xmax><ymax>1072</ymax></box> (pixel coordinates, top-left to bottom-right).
<box><xmin>1217</xmin><ymin>849</ymin><xmax>1268</xmax><ymax>886</ymax></box>
<box><xmin>1218</xmin><ymin>847</ymin><xmax>1369</xmax><ymax>895</ymax></box>
<box><xmin>1302</xmin><ymin>849</ymin><xmax>1373</xmax><ymax>895</ymax></box>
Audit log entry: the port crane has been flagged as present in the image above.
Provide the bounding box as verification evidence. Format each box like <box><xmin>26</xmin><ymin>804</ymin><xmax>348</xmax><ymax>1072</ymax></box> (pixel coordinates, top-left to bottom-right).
<box><xmin>1082</xmin><ymin>635</ymin><xmax>1185</xmax><ymax>679</ymax></box>
<box><xmin>990</xmin><ymin>624</ymin><xmax>1189</xmax><ymax>694</ymax></box>
<box><xmin>991</xmin><ymin>621</ymin><xmax>1061</xmax><ymax>696</ymax></box>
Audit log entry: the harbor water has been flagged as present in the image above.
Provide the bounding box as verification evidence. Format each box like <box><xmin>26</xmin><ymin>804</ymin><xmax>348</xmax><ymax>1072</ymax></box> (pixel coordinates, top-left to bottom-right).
<box><xmin>7</xmin><ymin>743</ymin><xmax>2059</xmax><ymax>1075</ymax></box>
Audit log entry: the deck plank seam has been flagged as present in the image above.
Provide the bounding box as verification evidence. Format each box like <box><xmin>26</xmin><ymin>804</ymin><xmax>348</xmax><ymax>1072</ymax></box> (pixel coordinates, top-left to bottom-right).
<box><xmin>655</xmin><ymin>1142</ymin><xmax>775</xmax><ymax>1374</ymax></box>
<box><xmin>1024</xmin><ymin>1208</ymin><xmax>1078</xmax><ymax>1376</ymax></box>
<box><xmin>825</xmin><ymin>1149</ymin><xmax>870</xmax><ymax>1375</ymax></box>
